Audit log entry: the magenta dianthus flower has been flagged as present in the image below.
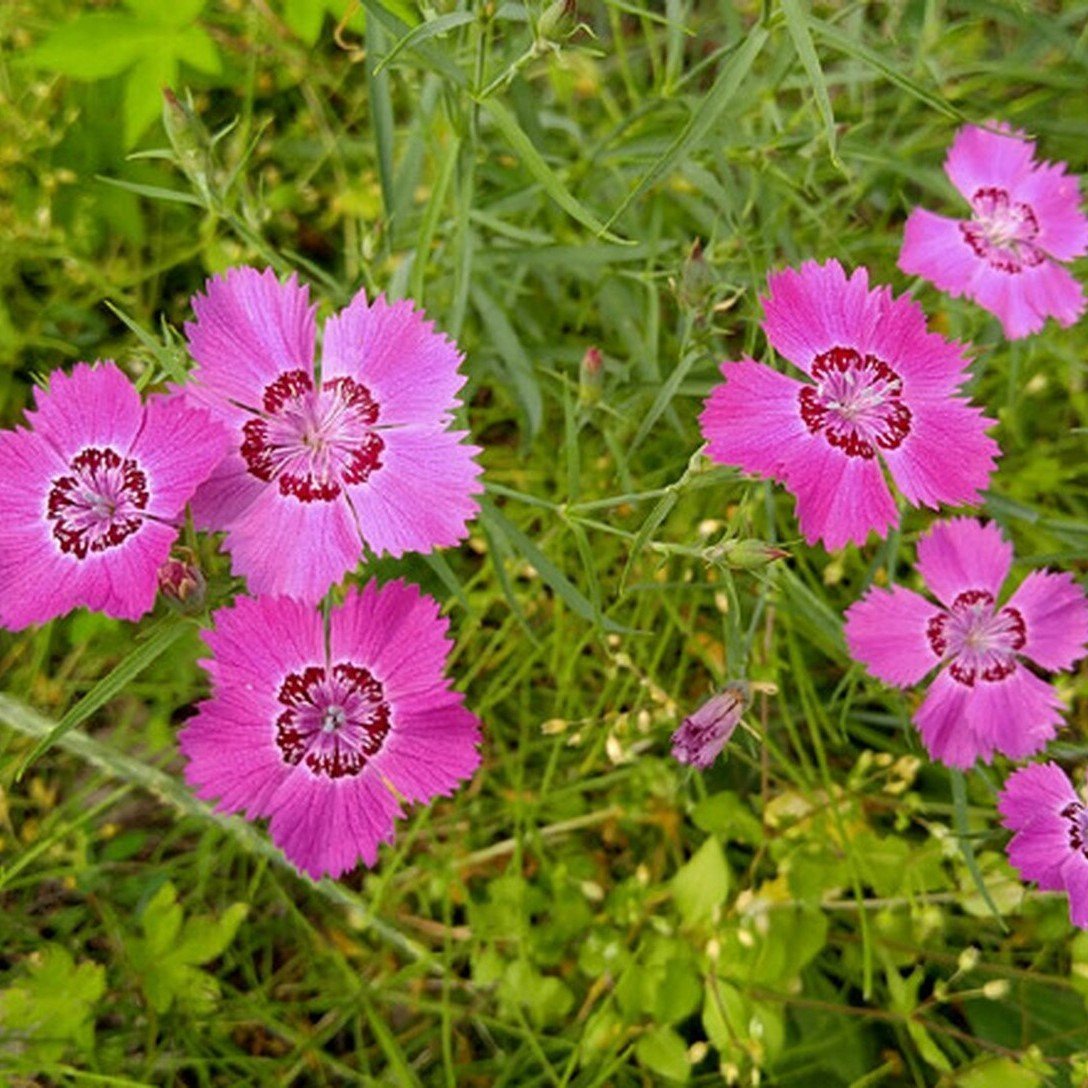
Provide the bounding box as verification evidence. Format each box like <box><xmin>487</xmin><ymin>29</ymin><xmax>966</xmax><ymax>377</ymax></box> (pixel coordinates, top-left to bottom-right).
<box><xmin>899</xmin><ymin>123</ymin><xmax>1088</xmax><ymax>339</ymax></box>
<box><xmin>183</xmin><ymin>267</ymin><xmax>482</xmax><ymax>602</ymax></box>
<box><xmin>0</xmin><ymin>362</ymin><xmax>227</xmax><ymax>629</ymax></box>
<box><xmin>845</xmin><ymin>518</ymin><xmax>1088</xmax><ymax>768</ymax></box>
<box><xmin>999</xmin><ymin>762</ymin><xmax>1088</xmax><ymax>929</ymax></box>
<box><xmin>671</xmin><ymin>683</ymin><xmax>748</xmax><ymax>769</ymax></box>
<box><xmin>699</xmin><ymin>260</ymin><xmax>999</xmax><ymax>550</ymax></box>
<box><xmin>179</xmin><ymin>581</ymin><xmax>482</xmax><ymax>880</ymax></box>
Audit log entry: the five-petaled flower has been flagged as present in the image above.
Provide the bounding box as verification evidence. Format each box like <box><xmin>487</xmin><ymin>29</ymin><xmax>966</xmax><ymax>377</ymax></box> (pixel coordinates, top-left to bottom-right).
<box><xmin>179</xmin><ymin>581</ymin><xmax>482</xmax><ymax>880</ymax></box>
<box><xmin>845</xmin><ymin>518</ymin><xmax>1088</xmax><ymax>768</ymax></box>
<box><xmin>182</xmin><ymin>267</ymin><xmax>482</xmax><ymax>603</ymax></box>
<box><xmin>699</xmin><ymin>260</ymin><xmax>1000</xmax><ymax>550</ymax></box>
<box><xmin>0</xmin><ymin>362</ymin><xmax>227</xmax><ymax>629</ymax></box>
<box><xmin>899</xmin><ymin>123</ymin><xmax>1088</xmax><ymax>340</ymax></box>
<box><xmin>999</xmin><ymin>762</ymin><xmax>1088</xmax><ymax>929</ymax></box>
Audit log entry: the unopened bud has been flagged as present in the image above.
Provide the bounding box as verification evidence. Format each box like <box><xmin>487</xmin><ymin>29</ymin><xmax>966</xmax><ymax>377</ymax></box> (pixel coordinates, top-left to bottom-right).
<box><xmin>671</xmin><ymin>681</ymin><xmax>749</xmax><ymax>769</ymax></box>
<box><xmin>162</xmin><ymin>88</ymin><xmax>213</xmax><ymax>204</ymax></box>
<box><xmin>982</xmin><ymin>979</ymin><xmax>1010</xmax><ymax>1000</ymax></box>
<box><xmin>157</xmin><ymin>552</ymin><xmax>206</xmax><ymax>610</ymax></box>
<box><xmin>676</xmin><ymin>238</ymin><xmax>714</xmax><ymax>311</ymax></box>
<box><xmin>579</xmin><ymin>346</ymin><xmax>604</xmax><ymax>407</ymax></box>
<box><xmin>538</xmin><ymin>0</ymin><xmax>577</xmax><ymax>42</ymax></box>
<box><xmin>711</xmin><ymin>538</ymin><xmax>790</xmax><ymax>571</ymax></box>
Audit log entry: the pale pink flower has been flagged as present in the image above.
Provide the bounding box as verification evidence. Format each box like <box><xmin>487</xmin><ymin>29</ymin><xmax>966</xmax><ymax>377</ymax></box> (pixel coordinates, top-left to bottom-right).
<box><xmin>900</xmin><ymin>123</ymin><xmax>1088</xmax><ymax>339</ymax></box>
<box><xmin>183</xmin><ymin>267</ymin><xmax>482</xmax><ymax>603</ymax></box>
<box><xmin>179</xmin><ymin>581</ymin><xmax>482</xmax><ymax>880</ymax></box>
<box><xmin>845</xmin><ymin>518</ymin><xmax>1088</xmax><ymax>768</ymax></box>
<box><xmin>699</xmin><ymin>260</ymin><xmax>999</xmax><ymax>550</ymax></box>
<box><xmin>0</xmin><ymin>363</ymin><xmax>226</xmax><ymax>628</ymax></box>
<box><xmin>999</xmin><ymin>762</ymin><xmax>1088</xmax><ymax>929</ymax></box>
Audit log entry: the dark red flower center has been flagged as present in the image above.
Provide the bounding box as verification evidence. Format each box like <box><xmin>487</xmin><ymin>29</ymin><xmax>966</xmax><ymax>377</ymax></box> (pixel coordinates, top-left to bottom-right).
<box><xmin>1060</xmin><ymin>800</ymin><xmax>1088</xmax><ymax>858</ymax></box>
<box><xmin>275</xmin><ymin>662</ymin><xmax>392</xmax><ymax>779</ymax></box>
<box><xmin>241</xmin><ymin>369</ymin><xmax>384</xmax><ymax>503</ymax></box>
<box><xmin>960</xmin><ymin>186</ymin><xmax>1045</xmax><ymax>274</ymax></box>
<box><xmin>798</xmin><ymin>347</ymin><xmax>912</xmax><ymax>459</ymax></box>
<box><xmin>926</xmin><ymin>588</ymin><xmax>1026</xmax><ymax>687</ymax></box>
<box><xmin>47</xmin><ymin>446</ymin><xmax>149</xmax><ymax>560</ymax></box>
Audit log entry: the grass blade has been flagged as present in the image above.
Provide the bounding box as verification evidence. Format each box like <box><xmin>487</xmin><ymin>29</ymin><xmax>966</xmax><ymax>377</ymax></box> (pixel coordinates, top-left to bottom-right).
<box><xmin>603</xmin><ymin>26</ymin><xmax>768</xmax><ymax>230</ymax></box>
<box><xmin>780</xmin><ymin>0</ymin><xmax>841</xmax><ymax>167</ymax></box>
<box><xmin>17</xmin><ymin>615</ymin><xmax>194</xmax><ymax>779</ymax></box>
<box><xmin>808</xmin><ymin>15</ymin><xmax>968</xmax><ymax>121</ymax></box>
<box><xmin>481</xmin><ymin>98</ymin><xmax>629</xmax><ymax>243</ymax></box>
<box><xmin>0</xmin><ymin>693</ymin><xmax>441</xmax><ymax>970</ymax></box>
<box><xmin>950</xmin><ymin>769</ymin><xmax>1008</xmax><ymax>931</ymax></box>
<box><xmin>481</xmin><ymin>498</ymin><xmax>627</xmax><ymax>634</ymax></box>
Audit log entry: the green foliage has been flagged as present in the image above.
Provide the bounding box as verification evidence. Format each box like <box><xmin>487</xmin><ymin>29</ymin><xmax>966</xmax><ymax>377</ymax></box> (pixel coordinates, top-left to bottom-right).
<box><xmin>0</xmin><ymin>945</ymin><xmax>105</xmax><ymax>1062</ymax></box>
<box><xmin>21</xmin><ymin>0</ymin><xmax>221</xmax><ymax>147</ymax></box>
<box><xmin>2</xmin><ymin>0</ymin><xmax>1088</xmax><ymax>1083</ymax></box>
<box><xmin>125</xmin><ymin>882</ymin><xmax>248</xmax><ymax>1014</ymax></box>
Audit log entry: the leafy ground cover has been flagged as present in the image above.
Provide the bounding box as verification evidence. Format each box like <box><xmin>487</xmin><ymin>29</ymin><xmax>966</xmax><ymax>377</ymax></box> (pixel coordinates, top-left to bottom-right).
<box><xmin>2</xmin><ymin>1</ymin><xmax>1088</xmax><ymax>1084</ymax></box>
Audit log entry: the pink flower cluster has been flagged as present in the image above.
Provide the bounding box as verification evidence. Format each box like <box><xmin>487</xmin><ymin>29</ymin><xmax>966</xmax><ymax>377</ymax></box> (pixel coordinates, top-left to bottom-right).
<box><xmin>0</xmin><ymin>270</ymin><xmax>483</xmax><ymax>880</ymax></box>
<box><xmin>696</xmin><ymin>124</ymin><xmax>1088</xmax><ymax>928</ymax></box>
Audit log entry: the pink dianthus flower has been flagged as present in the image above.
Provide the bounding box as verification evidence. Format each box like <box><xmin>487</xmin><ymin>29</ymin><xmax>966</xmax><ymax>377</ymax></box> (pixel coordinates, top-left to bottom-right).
<box><xmin>0</xmin><ymin>362</ymin><xmax>227</xmax><ymax>629</ymax></box>
<box><xmin>999</xmin><ymin>762</ymin><xmax>1088</xmax><ymax>929</ymax></box>
<box><xmin>699</xmin><ymin>260</ymin><xmax>999</xmax><ymax>550</ymax></box>
<box><xmin>183</xmin><ymin>267</ymin><xmax>482</xmax><ymax>603</ymax></box>
<box><xmin>899</xmin><ymin>123</ymin><xmax>1088</xmax><ymax>339</ymax></box>
<box><xmin>179</xmin><ymin>581</ymin><xmax>482</xmax><ymax>880</ymax></box>
<box><xmin>845</xmin><ymin>518</ymin><xmax>1088</xmax><ymax>768</ymax></box>
<box><xmin>671</xmin><ymin>683</ymin><xmax>748</xmax><ymax>769</ymax></box>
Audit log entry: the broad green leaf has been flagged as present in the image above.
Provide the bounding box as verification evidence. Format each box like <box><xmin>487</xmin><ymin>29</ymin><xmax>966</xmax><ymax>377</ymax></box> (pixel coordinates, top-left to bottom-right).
<box><xmin>127</xmin><ymin>882</ymin><xmax>248</xmax><ymax>1014</ymax></box>
<box><xmin>284</xmin><ymin>0</ymin><xmax>328</xmax><ymax>44</ymax></box>
<box><xmin>907</xmin><ymin>1020</ymin><xmax>952</xmax><ymax>1072</ymax></box>
<box><xmin>21</xmin><ymin>15</ymin><xmax>156</xmax><ymax>78</ymax></box>
<box><xmin>124</xmin><ymin>53</ymin><xmax>178</xmax><ymax>149</ymax></box>
<box><xmin>703</xmin><ymin>980</ymin><xmax>785</xmax><ymax>1064</ymax></box>
<box><xmin>693</xmin><ymin>791</ymin><xmax>763</xmax><ymax>844</ymax></box>
<box><xmin>175</xmin><ymin>24</ymin><xmax>222</xmax><ymax>74</ymax></box>
<box><xmin>0</xmin><ymin>945</ymin><xmax>105</xmax><ymax>1062</ymax></box>
<box><xmin>636</xmin><ymin>1026</ymin><xmax>690</xmax><ymax>1082</ymax></box>
<box><xmin>672</xmin><ymin>837</ymin><xmax>729</xmax><ymax>926</ymax></box>
<box><xmin>125</xmin><ymin>0</ymin><xmax>207</xmax><ymax>27</ymax></box>
<box><xmin>958</xmin><ymin>1058</ymin><xmax>1044</xmax><ymax>1088</ymax></box>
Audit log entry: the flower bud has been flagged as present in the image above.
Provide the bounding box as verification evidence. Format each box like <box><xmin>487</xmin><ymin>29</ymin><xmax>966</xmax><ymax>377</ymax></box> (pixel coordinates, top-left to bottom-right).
<box><xmin>671</xmin><ymin>681</ymin><xmax>749</xmax><ymax>769</ymax></box>
<box><xmin>578</xmin><ymin>346</ymin><xmax>604</xmax><ymax>407</ymax></box>
<box><xmin>162</xmin><ymin>88</ymin><xmax>214</xmax><ymax>205</ymax></box>
<box><xmin>538</xmin><ymin>0</ymin><xmax>577</xmax><ymax>43</ymax></box>
<box><xmin>157</xmin><ymin>552</ymin><xmax>206</xmax><ymax>610</ymax></box>
<box><xmin>711</xmin><ymin>538</ymin><xmax>790</xmax><ymax>571</ymax></box>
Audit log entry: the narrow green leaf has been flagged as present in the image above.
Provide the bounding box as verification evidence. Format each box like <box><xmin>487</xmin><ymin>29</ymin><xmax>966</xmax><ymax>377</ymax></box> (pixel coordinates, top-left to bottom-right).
<box><xmin>17</xmin><ymin>616</ymin><xmax>194</xmax><ymax>778</ymax></box>
<box><xmin>604</xmin><ymin>27</ymin><xmax>768</xmax><ymax>230</ymax></box>
<box><xmin>481</xmin><ymin>98</ymin><xmax>629</xmax><ymax>243</ymax></box>
<box><xmin>950</xmin><ymin>769</ymin><xmax>1008</xmax><ymax>931</ymax></box>
<box><xmin>410</xmin><ymin>132</ymin><xmax>460</xmax><ymax>301</ymax></box>
<box><xmin>780</xmin><ymin>0</ymin><xmax>840</xmax><ymax>166</ymax></box>
<box><xmin>471</xmin><ymin>284</ymin><xmax>543</xmax><ymax>441</ymax></box>
<box><xmin>629</xmin><ymin>348</ymin><xmax>699</xmax><ymax>454</ymax></box>
<box><xmin>96</xmin><ymin>175</ymin><xmax>204</xmax><ymax>206</ymax></box>
<box><xmin>481</xmin><ymin>499</ymin><xmax>626</xmax><ymax>634</ymax></box>
<box><xmin>0</xmin><ymin>694</ymin><xmax>441</xmax><ymax>971</ymax></box>
<box><xmin>808</xmin><ymin>16</ymin><xmax>967</xmax><ymax>121</ymax></box>
<box><xmin>366</xmin><ymin>16</ymin><xmax>396</xmax><ymax>223</ymax></box>
<box><xmin>375</xmin><ymin>12</ymin><xmax>476</xmax><ymax>75</ymax></box>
